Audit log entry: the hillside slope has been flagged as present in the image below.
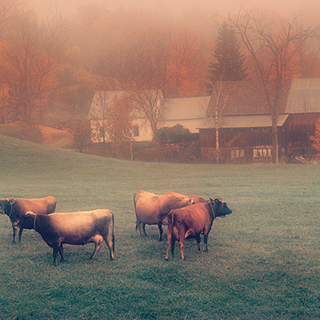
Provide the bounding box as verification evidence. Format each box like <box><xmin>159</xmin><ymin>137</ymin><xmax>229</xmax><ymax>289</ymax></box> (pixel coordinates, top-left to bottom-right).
<box><xmin>39</xmin><ymin>126</ymin><xmax>74</xmax><ymax>148</ymax></box>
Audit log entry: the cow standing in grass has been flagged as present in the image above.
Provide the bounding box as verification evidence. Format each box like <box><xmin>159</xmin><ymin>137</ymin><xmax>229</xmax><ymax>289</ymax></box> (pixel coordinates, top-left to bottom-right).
<box><xmin>19</xmin><ymin>209</ymin><xmax>115</xmax><ymax>265</ymax></box>
<box><xmin>134</xmin><ymin>190</ymin><xmax>195</xmax><ymax>241</ymax></box>
<box><xmin>0</xmin><ymin>196</ymin><xmax>56</xmax><ymax>243</ymax></box>
<box><xmin>165</xmin><ymin>198</ymin><xmax>232</xmax><ymax>260</ymax></box>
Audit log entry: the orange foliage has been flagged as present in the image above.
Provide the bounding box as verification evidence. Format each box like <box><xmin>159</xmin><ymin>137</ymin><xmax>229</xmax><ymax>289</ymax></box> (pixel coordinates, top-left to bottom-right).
<box><xmin>167</xmin><ymin>31</ymin><xmax>203</xmax><ymax>98</ymax></box>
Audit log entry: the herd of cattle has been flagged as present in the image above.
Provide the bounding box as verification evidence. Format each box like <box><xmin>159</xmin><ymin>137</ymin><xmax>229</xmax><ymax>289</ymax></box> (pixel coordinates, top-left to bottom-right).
<box><xmin>0</xmin><ymin>191</ymin><xmax>232</xmax><ymax>264</ymax></box>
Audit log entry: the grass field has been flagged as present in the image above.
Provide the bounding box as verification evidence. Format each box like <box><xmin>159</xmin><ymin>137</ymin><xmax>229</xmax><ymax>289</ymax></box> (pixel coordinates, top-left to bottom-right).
<box><xmin>0</xmin><ymin>134</ymin><xmax>319</xmax><ymax>320</ymax></box>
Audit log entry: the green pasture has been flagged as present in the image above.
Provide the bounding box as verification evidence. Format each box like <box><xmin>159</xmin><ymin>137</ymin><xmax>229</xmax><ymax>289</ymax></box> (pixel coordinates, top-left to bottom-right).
<box><xmin>0</xmin><ymin>135</ymin><xmax>319</xmax><ymax>319</ymax></box>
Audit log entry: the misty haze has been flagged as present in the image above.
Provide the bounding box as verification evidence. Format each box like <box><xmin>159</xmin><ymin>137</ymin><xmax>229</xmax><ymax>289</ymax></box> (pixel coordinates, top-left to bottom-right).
<box><xmin>0</xmin><ymin>1</ymin><xmax>320</xmax><ymax>319</ymax></box>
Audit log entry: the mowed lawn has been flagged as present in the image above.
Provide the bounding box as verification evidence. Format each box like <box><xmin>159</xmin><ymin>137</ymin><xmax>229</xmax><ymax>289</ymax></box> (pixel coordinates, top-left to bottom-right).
<box><xmin>0</xmin><ymin>135</ymin><xmax>319</xmax><ymax>320</ymax></box>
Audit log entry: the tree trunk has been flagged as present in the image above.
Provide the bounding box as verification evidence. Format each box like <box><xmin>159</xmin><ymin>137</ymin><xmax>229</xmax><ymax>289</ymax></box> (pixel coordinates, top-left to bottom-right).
<box><xmin>271</xmin><ymin>116</ymin><xmax>279</xmax><ymax>164</ymax></box>
<box><xmin>215</xmin><ymin>109</ymin><xmax>220</xmax><ymax>164</ymax></box>
<box><xmin>151</xmin><ymin>123</ymin><xmax>160</xmax><ymax>161</ymax></box>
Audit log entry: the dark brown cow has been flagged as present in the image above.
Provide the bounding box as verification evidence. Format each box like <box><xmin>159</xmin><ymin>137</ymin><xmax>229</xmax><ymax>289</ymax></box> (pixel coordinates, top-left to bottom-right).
<box><xmin>0</xmin><ymin>196</ymin><xmax>57</xmax><ymax>243</ymax></box>
<box><xmin>165</xmin><ymin>198</ymin><xmax>232</xmax><ymax>260</ymax></box>
<box><xmin>134</xmin><ymin>190</ymin><xmax>195</xmax><ymax>241</ymax></box>
<box><xmin>18</xmin><ymin>209</ymin><xmax>115</xmax><ymax>265</ymax></box>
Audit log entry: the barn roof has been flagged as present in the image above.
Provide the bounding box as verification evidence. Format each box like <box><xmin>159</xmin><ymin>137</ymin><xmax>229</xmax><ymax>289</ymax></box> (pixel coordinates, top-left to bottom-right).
<box><xmin>161</xmin><ymin>96</ymin><xmax>210</xmax><ymax>121</ymax></box>
<box><xmin>285</xmin><ymin>78</ymin><xmax>320</xmax><ymax>113</ymax></box>
<box><xmin>206</xmin><ymin>80</ymin><xmax>292</xmax><ymax>116</ymax></box>
<box><xmin>199</xmin><ymin>114</ymin><xmax>289</xmax><ymax>129</ymax></box>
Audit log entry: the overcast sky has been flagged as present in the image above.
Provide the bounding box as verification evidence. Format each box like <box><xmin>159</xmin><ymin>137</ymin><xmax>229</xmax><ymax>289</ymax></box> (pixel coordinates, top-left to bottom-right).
<box><xmin>26</xmin><ymin>0</ymin><xmax>320</xmax><ymax>20</ymax></box>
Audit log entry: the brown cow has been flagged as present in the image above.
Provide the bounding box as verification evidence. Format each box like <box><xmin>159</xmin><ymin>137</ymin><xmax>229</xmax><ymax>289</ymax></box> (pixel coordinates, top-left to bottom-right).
<box><xmin>18</xmin><ymin>209</ymin><xmax>115</xmax><ymax>265</ymax></box>
<box><xmin>0</xmin><ymin>196</ymin><xmax>57</xmax><ymax>243</ymax></box>
<box><xmin>134</xmin><ymin>190</ymin><xmax>195</xmax><ymax>241</ymax></box>
<box><xmin>190</xmin><ymin>196</ymin><xmax>207</xmax><ymax>203</ymax></box>
<box><xmin>165</xmin><ymin>198</ymin><xmax>232</xmax><ymax>260</ymax></box>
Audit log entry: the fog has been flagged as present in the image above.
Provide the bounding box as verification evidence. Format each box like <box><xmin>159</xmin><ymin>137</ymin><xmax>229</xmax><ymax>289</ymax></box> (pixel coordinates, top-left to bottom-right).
<box><xmin>27</xmin><ymin>0</ymin><xmax>320</xmax><ymax>20</ymax></box>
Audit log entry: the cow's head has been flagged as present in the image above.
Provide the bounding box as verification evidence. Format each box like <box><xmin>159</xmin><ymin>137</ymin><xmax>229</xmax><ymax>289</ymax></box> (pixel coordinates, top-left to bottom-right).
<box><xmin>209</xmin><ymin>198</ymin><xmax>232</xmax><ymax>218</ymax></box>
<box><xmin>18</xmin><ymin>211</ymin><xmax>36</xmax><ymax>229</ymax></box>
<box><xmin>0</xmin><ymin>198</ymin><xmax>15</xmax><ymax>215</ymax></box>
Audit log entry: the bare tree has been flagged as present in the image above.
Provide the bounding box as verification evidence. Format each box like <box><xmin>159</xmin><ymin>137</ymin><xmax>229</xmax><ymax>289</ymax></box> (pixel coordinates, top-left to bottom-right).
<box><xmin>88</xmin><ymin>91</ymin><xmax>133</xmax><ymax>157</ymax></box>
<box><xmin>1</xmin><ymin>9</ymin><xmax>67</xmax><ymax>124</ymax></box>
<box><xmin>167</xmin><ymin>30</ymin><xmax>205</xmax><ymax>97</ymax></box>
<box><xmin>89</xmin><ymin>91</ymin><xmax>111</xmax><ymax>144</ymax></box>
<box><xmin>0</xmin><ymin>0</ymin><xmax>19</xmax><ymax>36</ymax></box>
<box><xmin>229</xmin><ymin>12</ymin><xmax>320</xmax><ymax>163</ymax></box>
<box><xmin>129</xmin><ymin>87</ymin><xmax>165</xmax><ymax>159</ymax></box>
<box><xmin>128</xmin><ymin>31</ymin><xmax>172</xmax><ymax>160</ymax></box>
<box><xmin>206</xmin><ymin>80</ymin><xmax>228</xmax><ymax>163</ymax></box>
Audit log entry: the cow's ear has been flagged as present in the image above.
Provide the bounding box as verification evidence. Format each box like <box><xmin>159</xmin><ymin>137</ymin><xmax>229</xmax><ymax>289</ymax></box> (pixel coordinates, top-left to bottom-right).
<box><xmin>215</xmin><ymin>198</ymin><xmax>220</xmax><ymax>204</ymax></box>
<box><xmin>9</xmin><ymin>199</ymin><xmax>15</xmax><ymax>205</ymax></box>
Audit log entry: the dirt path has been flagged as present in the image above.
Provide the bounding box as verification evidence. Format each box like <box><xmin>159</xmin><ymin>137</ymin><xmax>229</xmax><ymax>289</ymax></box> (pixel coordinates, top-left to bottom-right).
<box><xmin>39</xmin><ymin>126</ymin><xmax>74</xmax><ymax>148</ymax></box>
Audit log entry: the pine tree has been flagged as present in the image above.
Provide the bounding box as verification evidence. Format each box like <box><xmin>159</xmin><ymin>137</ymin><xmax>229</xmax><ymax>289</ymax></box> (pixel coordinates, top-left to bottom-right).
<box><xmin>208</xmin><ymin>22</ymin><xmax>247</xmax><ymax>83</ymax></box>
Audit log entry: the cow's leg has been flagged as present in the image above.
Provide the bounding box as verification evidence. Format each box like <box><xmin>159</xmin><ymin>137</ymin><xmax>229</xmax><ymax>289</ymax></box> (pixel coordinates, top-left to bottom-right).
<box><xmin>103</xmin><ymin>235</ymin><xmax>114</xmax><ymax>261</ymax></box>
<box><xmin>58</xmin><ymin>244</ymin><xmax>65</xmax><ymax>261</ymax></box>
<box><xmin>204</xmin><ymin>234</ymin><xmax>209</xmax><ymax>252</ymax></box>
<box><xmin>157</xmin><ymin>222</ymin><xmax>163</xmax><ymax>241</ymax></box>
<box><xmin>18</xmin><ymin>227</ymin><xmax>23</xmax><ymax>242</ymax></box>
<box><xmin>136</xmin><ymin>217</ymin><xmax>142</xmax><ymax>236</ymax></box>
<box><xmin>12</xmin><ymin>226</ymin><xmax>17</xmax><ymax>244</ymax></box>
<box><xmin>142</xmin><ymin>223</ymin><xmax>147</xmax><ymax>236</ymax></box>
<box><xmin>165</xmin><ymin>228</ymin><xmax>172</xmax><ymax>261</ymax></box>
<box><xmin>179</xmin><ymin>239</ymin><xmax>185</xmax><ymax>260</ymax></box>
<box><xmin>90</xmin><ymin>237</ymin><xmax>103</xmax><ymax>260</ymax></box>
<box><xmin>196</xmin><ymin>235</ymin><xmax>201</xmax><ymax>251</ymax></box>
<box><xmin>170</xmin><ymin>234</ymin><xmax>175</xmax><ymax>257</ymax></box>
<box><xmin>178</xmin><ymin>229</ymin><xmax>186</xmax><ymax>260</ymax></box>
<box><xmin>52</xmin><ymin>247</ymin><xmax>59</xmax><ymax>265</ymax></box>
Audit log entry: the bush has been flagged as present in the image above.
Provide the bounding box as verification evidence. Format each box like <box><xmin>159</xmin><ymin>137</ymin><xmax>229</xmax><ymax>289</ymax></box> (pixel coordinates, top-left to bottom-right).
<box><xmin>158</xmin><ymin>124</ymin><xmax>199</xmax><ymax>143</ymax></box>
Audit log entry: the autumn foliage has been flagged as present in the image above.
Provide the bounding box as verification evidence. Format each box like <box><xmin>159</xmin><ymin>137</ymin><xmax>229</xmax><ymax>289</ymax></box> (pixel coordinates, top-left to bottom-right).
<box><xmin>310</xmin><ymin>118</ymin><xmax>320</xmax><ymax>156</ymax></box>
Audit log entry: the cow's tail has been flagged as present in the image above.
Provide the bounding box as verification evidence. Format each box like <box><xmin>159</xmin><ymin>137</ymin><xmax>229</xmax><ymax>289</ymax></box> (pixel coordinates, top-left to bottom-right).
<box><xmin>111</xmin><ymin>211</ymin><xmax>115</xmax><ymax>252</ymax></box>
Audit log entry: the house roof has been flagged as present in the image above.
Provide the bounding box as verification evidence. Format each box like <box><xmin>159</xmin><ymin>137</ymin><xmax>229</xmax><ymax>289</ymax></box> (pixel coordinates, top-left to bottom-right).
<box><xmin>199</xmin><ymin>114</ymin><xmax>289</xmax><ymax>129</ymax></box>
<box><xmin>285</xmin><ymin>78</ymin><xmax>320</xmax><ymax>114</ymax></box>
<box><xmin>161</xmin><ymin>96</ymin><xmax>210</xmax><ymax>121</ymax></box>
<box><xmin>88</xmin><ymin>91</ymin><xmax>127</xmax><ymax>119</ymax></box>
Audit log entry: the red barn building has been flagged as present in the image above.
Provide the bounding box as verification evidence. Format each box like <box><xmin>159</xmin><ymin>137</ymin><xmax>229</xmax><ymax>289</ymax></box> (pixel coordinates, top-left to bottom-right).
<box><xmin>199</xmin><ymin>78</ymin><xmax>320</xmax><ymax>163</ymax></box>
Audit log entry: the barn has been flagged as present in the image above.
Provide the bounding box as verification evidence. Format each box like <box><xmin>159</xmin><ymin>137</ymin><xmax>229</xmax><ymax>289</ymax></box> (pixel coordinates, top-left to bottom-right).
<box><xmin>199</xmin><ymin>78</ymin><xmax>320</xmax><ymax>163</ymax></box>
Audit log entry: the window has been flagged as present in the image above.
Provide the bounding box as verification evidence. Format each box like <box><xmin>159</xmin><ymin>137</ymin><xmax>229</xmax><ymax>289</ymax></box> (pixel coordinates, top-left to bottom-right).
<box><xmin>231</xmin><ymin>149</ymin><xmax>245</xmax><ymax>159</ymax></box>
<box><xmin>99</xmin><ymin>127</ymin><xmax>105</xmax><ymax>138</ymax></box>
<box><xmin>292</xmin><ymin>147</ymin><xmax>317</xmax><ymax>157</ymax></box>
<box><xmin>133</xmin><ymin>125</ymin><xmax>139</xmax><ymax>137</ymax></box>
<box><xmin>253</xmin><ymin>147</ymin><xmax>272</xmax><ymax>158</ymax></box>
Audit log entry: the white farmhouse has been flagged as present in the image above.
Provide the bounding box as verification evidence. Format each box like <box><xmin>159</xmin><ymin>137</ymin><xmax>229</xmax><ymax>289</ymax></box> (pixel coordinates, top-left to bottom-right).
<box><xmin>88</xmin><ymin>90</ymin><xmax>210</xmax><ymax>142</ymax></box>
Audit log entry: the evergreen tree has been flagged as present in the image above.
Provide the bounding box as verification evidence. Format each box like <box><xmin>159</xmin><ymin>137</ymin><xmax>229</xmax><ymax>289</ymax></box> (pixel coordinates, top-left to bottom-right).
<box><xmin>208</xmin><ymin>22</ymin><xmax>247</xmax><ymax>83</ymax></box>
